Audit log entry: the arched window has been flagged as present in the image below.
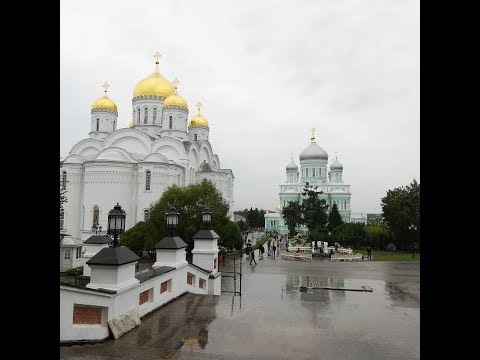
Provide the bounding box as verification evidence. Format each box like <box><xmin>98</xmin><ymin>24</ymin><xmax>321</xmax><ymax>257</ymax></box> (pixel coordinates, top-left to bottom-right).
<box><xmin>113</xmin><ymin>120</ymin><xmax>116</xmax><ymax>131</ymax></box>
<box><xmin>194</xmin><ymin>133</ymin><xmax>198</xmax><ymax>141</ymax></box>
<box><xmin>60</xmin><ymin>208</ymin><xmax>64</xmax><ymax>229</ymax></box>
<box><xmin>144</xmin><ymin>108</ymin><xmax>148</xmax><ymax>124</ymax></box>
<box><xmin>144</xmin><ymin>209</ymin><xmax>150</xmax><ymax>221</ymax></box>
<box><xmin>145</xmin><ymin>170</ymin><xmax>151</xmax><ymax>190</ymax></box>
<box><xmin>92</xmin><ymin>206</ymin><xmax>99</xmax><ymax>227</ymax></box>
<box><xmin>305</xmin><ymin>168</ymin><xmax>309</xmax><ymax>177</ymax></box>
<box><xmin>169</xmin><ymin>115</ymin><xmax>173</xmax><ymax>129</ymax></box>
<box><xmin>153</xmin><ymin>108</ymin><xmax>157</xmax><ymax>123</ymax></box>
<box><xmin>96</xmin><ymin>118</ymin><xmax>99</xmax><ymax>131</ymax></box>
<box><xmin>137</xmin><ymin>108</ymin><xmax>140</xmax><ymax>123</ymax></box>
<box><xmin>312</xmin><ymin>168</ymin><xmax>315</xmax><ymax>177</ymax></box>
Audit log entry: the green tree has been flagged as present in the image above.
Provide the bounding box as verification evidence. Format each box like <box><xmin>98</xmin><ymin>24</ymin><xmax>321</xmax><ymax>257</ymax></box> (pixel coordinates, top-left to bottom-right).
<box><xmin>282</xmin><ymin>201</ymin><xmax>303</xmax><ymax>236</ymax></box>
<box><xmin>381</xmin><ymin>179</ymin><xmax>420</xmax><ymax>250</ymax></box>
<box><xmin>327</xmin><ymin>203</ymin><xmax>344</xmax><ymax>231</ymax></box>
<box><xmin>301</xmin><ymin>182</ymin><xmax>329</xmax><ymax>233</ymax></box>
<box><xmin>120</xmin><ymin>221</ymin><xmax>152</xmax><ymax>253</ymax></box>
<box><xmin>332</xmin><ymin>223</ymin><xmax>366</xmax><ymax>248</ymax></box>
<box><xmin>237</xmin><ymin>219</ymin><xmax>247</xmax><ymax>232</ymax></box>
<box><xmin>120</xmin><ymin>179</ymin><xmax>240</xmax><ymax>258</ymax></box>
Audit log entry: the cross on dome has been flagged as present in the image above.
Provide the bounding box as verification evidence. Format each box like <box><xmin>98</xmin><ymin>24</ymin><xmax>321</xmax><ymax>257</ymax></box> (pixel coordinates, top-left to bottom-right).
<box><xmin>153</xmin><ymin>51</ymin><xmax>162</xmax><ymax>72</ymax></box>
<box><xmin>153</xmin><ymin>51</ymin><xmax>162</xmax><ymax>64</ymax></box>
<box><xmin>334</xmin><ymin>152</ymin><xmax>339</xmax><ymax>160</ymax></box>
<box><xmin>172</xmin><ymin>77</ymin><xmax>180</xmax><ymax>89</ymax></box>
<box><xmin>311</xmin><ymin>128</ymin><xmax>316</xmax><ymax>143</ymax></box>
<box><xmin>102</xmin><ymin>82</ymin><xmax>110</xmax><ymax>94</ymax></box>
<box><xmin>196</xmin><ymin>101</ymin><xmax>203</xmax><ymax>113</ymax></box>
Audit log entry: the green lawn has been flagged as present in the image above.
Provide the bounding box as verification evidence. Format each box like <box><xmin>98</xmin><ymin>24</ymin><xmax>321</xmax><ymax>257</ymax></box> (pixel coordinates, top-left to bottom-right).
<box><xmin>355</xmin><ymin>249</ymin><xmax>420</xmax><ymax>261</ymax></box>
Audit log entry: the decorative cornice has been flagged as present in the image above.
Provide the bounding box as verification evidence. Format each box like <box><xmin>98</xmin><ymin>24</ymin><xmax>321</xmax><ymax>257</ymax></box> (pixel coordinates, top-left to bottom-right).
<box><xmin>162</xmin><ymin>105</ymin><xmax>189</xmax><ymax>112</ymax></box>
<box><xmin>91</xmin><ymin>108</ymin><xmax>118</xmax><ymax>116</ymax></box>
<box><xmin>132</xmin><ymin>95</ymin><xmax>166</xmax><ymax>102</ymax></box>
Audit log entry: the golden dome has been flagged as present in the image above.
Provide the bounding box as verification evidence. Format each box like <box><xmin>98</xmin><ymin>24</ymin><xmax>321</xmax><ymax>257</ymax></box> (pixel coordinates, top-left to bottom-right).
<box><xmin>92</xmin><ymin>95</ymin><xmax>117</xmax><ymax>112</ymax></box>
<box><xmin>163</xmin><ymin>78</ymin><xmax>188</xmax><ymax>109</ymax></box>
<box><xmin>188</xmin><ymin>101</ymin><xmax>209</xmax><ymax>128</ymax></box>
<box><xmin>92</xmin><ymin>82</ymin><xmax>117</xmax><ymax>112</ymax></box>
<box><xmin>133</xmin><ymin>54</ymin><xmax>175</xmax><ymax>98</ymax></box>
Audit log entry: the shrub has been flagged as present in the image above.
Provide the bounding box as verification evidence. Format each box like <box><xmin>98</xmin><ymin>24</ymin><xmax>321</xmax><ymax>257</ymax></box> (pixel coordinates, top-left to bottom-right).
<box><xmin>65</xmin><ymin>266</ymin><xmax>83</xmax><ymax>277</ymax></box>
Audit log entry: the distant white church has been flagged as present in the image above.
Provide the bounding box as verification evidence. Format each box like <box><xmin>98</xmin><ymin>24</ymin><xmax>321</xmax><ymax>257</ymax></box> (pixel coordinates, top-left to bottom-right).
<box><xmin>60</xmin><ymin>52</ymin><xmax>234</xmax><ymax>271</ymax></box>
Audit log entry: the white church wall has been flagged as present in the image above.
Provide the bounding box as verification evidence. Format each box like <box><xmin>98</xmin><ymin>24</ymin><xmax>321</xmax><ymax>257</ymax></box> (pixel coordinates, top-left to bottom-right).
<box><xmin>61</xmin><ymin>164</ymin><xmax>83</xmax><ymax>239</ymax></box>
<box><xmin>60</xmin><ymin>286</ymin><xmax>113</xmax><ymax>342</ymax></box>
<box><xmin>83</xmin><ymin>163</ymin><xmax>137</xmax><ymax>231</ymax></box>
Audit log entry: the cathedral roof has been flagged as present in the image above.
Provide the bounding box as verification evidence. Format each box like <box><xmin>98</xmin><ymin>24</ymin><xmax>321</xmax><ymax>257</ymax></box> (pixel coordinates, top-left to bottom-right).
<box><xmin>299</xmin><ymin>142</ymin><xmax>328</xmax><ymax>161</ymax></box>
<box><xmin>188</xmin><ymin>102</ymin><xmax>209</xmax><ymax>128</ymax></box>
<box><xmin>330</xmin><ymin>158</ymin><xmax>343</xmax><ymax>170</ymax></box>
<box><xmin>133</xmin><ymin>55</ymin><xmax>175</xmax><ymax>98</ymax></box>
<box><xmin>92</xmin><ymin>82</ymin><xmax>117</xmax><ymax>112</ymax></box>
<box><xmin>163</xmin><ymin>79</ymin><xmax>188</xmax><ymax>109</ymax></box>
<box><xmin>199</xmin><ymin>162</ymin><xmax>214</xmax><ymax>172</ymax></box>
<box><xmin>286</xmin><ymin>159</ymin><xmax>298</xmax><ymax>171</ymax></box>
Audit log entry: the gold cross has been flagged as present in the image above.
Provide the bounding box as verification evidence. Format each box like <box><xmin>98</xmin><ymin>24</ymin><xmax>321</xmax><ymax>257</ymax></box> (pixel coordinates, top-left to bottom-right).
<box><xmin>196</xmin><ymin>101</ymin><xmax>203</xmax><ymax>113</ymax></box>
<box><xmin>172</xmin><ymin>77</ymin><xmax>180</xmax><ymax>89</ymax></box>
<box><xmin>290</xmin><ymin>152</ymin><xmax>294</xmax><ymax>160</ymax></box>
<box><xmin>334</xmin><ymin>152</ymin><xmax>338</xmax><ymax>160</ymax></box>
<box><xmin>153</xmin><ymin>51</ymin><xmax>162</xmax><ymax>63</ymax></box>
<box><xmin>102</xmin><ymin>81</ymin><xmax>110</xmax><ymax>93</ymax></box>
<box><xmin>311</xmin><ymin>128</ymin><xmax>316</xmax><ymax>142</ymax></box>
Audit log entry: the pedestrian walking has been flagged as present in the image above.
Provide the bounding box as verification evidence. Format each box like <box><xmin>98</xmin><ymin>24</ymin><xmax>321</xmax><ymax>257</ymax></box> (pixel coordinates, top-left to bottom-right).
<box><xmin>250</xmin><ymin>248</ymin><xmax>257</xmax><ymax>265</ymax></box>
<box><xmin>367</xmin><ymin>246</ymin><xmax>372</xmax><ymax>260</ymax></box>
<box><xmin>259</xmin><ymin>245</ymin><xmax>265</xmax><ymax>260</ymax></box>
<box><xmin>272</xmin><ymin>244</ymin><xmax>276</xmax><ymax>259</ymax></box>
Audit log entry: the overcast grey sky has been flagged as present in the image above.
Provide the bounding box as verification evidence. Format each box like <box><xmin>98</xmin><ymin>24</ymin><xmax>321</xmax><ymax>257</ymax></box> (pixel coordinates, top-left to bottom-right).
<box><xmin>60</xmin><ymin>0</ymin><xmax>419</xmax><ymax>214</ymax></box>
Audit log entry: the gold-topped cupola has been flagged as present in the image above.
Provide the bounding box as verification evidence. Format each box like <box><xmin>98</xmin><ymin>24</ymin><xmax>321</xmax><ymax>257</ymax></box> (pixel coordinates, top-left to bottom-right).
<box><xmin>163</xmin><ymin>78</ymin><xmax>188</xmax><ymax>109</ymax></box>
<box><xmin>92</xmin><ymin>82</ymin><xmax>117</xmax><ymax>112</ymax></box>
<box><xmin>133</xmin><ymin>51</ymin><xmax>175</xmax><ymax>98</ymax></box>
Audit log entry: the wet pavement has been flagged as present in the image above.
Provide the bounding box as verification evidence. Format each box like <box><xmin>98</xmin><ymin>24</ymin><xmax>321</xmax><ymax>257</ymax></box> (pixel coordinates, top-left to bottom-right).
<box><xmin>60</xmin><ymin>256</ymin><xmax>419</xmax><ymax>360</ymax></box>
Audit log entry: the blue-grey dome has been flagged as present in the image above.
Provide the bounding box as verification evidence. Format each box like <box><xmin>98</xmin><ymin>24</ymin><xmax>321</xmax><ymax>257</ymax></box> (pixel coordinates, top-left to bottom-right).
<box><xmin>299</xmin><ymin>142</ymin><xmax>328</xmax><ymax>161</ymax></box>
<box><xmin>330</xmin><ymin>158</ymin><xmax>343</xmax><ymax>170</ymax></box>
<box><xmin>286</xmin><ymin>159</ymin><xmax>298</xmax><ymax>171</ymax></box>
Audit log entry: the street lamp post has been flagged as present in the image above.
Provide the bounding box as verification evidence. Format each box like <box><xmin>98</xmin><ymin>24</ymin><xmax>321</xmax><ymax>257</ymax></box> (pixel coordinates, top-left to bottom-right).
<box><xmin>107</xmin><ymin>203</ymin><xmax>126</xmax><ymax>248</ymax></box>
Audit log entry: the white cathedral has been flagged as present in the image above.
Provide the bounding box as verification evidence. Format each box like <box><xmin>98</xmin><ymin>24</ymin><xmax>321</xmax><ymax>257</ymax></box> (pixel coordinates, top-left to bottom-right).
<box><xmin>60</xmin><ymin>53</ymin><xmax>234</xmax><ymax>271</ymax></box>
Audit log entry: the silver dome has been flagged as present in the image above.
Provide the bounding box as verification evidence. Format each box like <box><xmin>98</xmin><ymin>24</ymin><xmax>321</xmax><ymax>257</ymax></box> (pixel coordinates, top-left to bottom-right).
<box><xmin>286</xmin><ymin>159</ymin><xmax>298</xmax><ymax>171</ymax></box>
<box><xmin>299</xmin><ymin>142</ymin><xmax>328</xmax><ymax>161</ymax></box>
<box><xmin>330</xmin><ymin>158</ymin><xmax>343</xmax><ymax>170</ymax></box>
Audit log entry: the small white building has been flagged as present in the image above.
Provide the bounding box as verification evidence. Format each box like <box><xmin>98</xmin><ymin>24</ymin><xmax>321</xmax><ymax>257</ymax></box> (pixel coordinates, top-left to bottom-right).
<box><xmin>60</xmin><ymin>236</ymin><xmax>83</xmax><ymax>272</ymax></box>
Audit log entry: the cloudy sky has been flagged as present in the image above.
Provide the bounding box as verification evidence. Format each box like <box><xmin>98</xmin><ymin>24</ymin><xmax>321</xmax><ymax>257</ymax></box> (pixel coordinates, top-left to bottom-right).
<box><xmin>60</xmin><ymin>0</ymin><xmax>419</xmax><ymax>214</ymax></box>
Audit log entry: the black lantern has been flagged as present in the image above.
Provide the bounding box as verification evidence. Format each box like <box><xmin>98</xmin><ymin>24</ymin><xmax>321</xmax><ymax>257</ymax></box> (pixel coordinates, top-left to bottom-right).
<box><xmin>166</xmin><ymin>206</ymin><xmax>179</xmax><ymax>235</ymax></box>
<box><xmin>202</xmin><ymin>207</ymin><xmax>212</xmax><ymax>229</ymax></box>
<box><xmin>107</xmin><ymin>203</ymin><xmax>126</xmax><ymax>247</ymax></box>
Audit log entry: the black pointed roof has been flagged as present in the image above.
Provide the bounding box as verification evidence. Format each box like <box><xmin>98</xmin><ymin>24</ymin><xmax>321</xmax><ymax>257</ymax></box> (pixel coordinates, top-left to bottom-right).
<box><xmin>86</xmin><ymin>246</ymin><xmax>140</xmax><ymax>266</ymax></box>
<box><xmin>192</xmin><ymin>229</ymin><xmax>219</xmax><ymax>240</ymax></box>
<box><xmin>154</xmin><ymin>236</ymin><xmax>188</xmax><ymax>249</ymax></box>
<box><xmin>84</xmin><ymin>235</ymin><xmax>113</xmax><ymax>244</ymax></box>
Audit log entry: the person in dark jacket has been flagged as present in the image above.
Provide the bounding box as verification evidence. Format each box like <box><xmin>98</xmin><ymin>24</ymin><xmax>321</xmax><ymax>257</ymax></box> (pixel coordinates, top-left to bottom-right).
<box><xmin>250</xmin><ymin>248</ymin><xmax>257</xmax><ymax>265</ymax></box>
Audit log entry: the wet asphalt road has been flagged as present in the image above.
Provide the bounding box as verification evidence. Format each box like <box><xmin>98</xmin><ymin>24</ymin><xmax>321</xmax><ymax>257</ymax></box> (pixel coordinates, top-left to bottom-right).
<box><xmin>60</xmin><ymin>257</ymin><xmax>419</xmax><ymax>359</ymax></box>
